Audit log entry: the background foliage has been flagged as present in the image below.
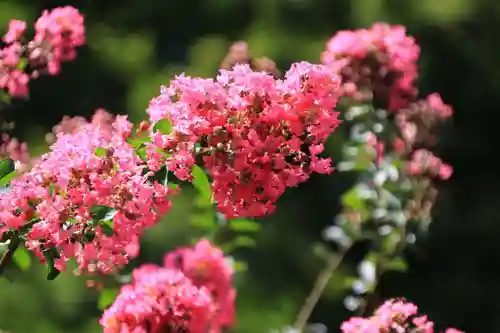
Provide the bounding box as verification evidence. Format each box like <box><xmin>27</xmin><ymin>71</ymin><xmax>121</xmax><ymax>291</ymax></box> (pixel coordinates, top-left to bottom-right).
<box><xmin>1</xmin><ymin>0</ymin><xmax>499</xmax><ymax>332</ymax></box>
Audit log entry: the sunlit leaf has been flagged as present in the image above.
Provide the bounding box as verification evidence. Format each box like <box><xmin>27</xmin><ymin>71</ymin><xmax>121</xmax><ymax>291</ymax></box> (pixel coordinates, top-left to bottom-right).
<box><xmin>98</xmin><ymin>288</ymin><xmax>119</xmax><ymax>310</ymax></box>
<box><xmin>12</xmin><ymin>247</ymin><xmax>31</xmax><ymax>271</ymax></box>
<box><xmin>0</xmin><ymin>170</ymin><xmax>16</xmax><ymax>187</ymax></box>
<box><xmin>233</xmin><ymin>260</ymin><xmax>248</xmax><ymax>272</ymax></box>
<box><xmin>91</xmin><ymin>205</ymin><xmax>115</xmax><ymax>222</ymax></box>
<box><xmin>190</xmin><ymin>213</ymin><xmax>215</xmax><ymax>230</ymax></box>
<box><xmin>384</xmin><ymin>256</ymin><xmax>408</xmax><ymax>272</ymax></box>
<box><xmin>191</xmin><ymin>165</ymin><xmax>212</xmax><ymax>202</ymax></box>
<box><xmin>16</xmin><ymin>57</ymin><xmax>27</xmax><ymax>70</ymax></box>
<box><xmin>94</xmin><ymin>147</ymin><xmax>107</xmax><ymax>157</ymax></box>
<box><xmin>101</xmin><ymin>220</ymin><xmax>114</xmax><ymax>236</ymax></box>
<box><xmin>229</xmin><ymin>219</ymin><xmax>261</xmax><ymax>233</ymax></box>
<box><xmin>153</xmin><ymin>119</ymin><xmax>173</xmax><ymax>134</ymax></box>
<box><xmin>341</xmin><ymin>187</ymin><xmax>365</xmax><ymax>211</ymax></box>
<box><xmin>0</xmin><ymin>159</ymin><xmax>15</xmax><ymax>180</ymax></box>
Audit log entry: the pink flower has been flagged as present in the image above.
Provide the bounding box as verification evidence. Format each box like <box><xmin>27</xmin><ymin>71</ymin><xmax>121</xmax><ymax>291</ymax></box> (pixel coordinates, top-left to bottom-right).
<box><xmin>164</xmin><ymin>239</ymin><xmax>236</xmax><ymax>332</ymax></box>
<box><xmin>0</xmin><ymin>134</ymin><xmax>30</xmax><ymax>166</ymax></box>
<box><xmin>406</xmin><ymin>149</ymin><xmax>453</xmax><ymax>180</ymax></box>
<box><xmin>146</xmin><ymin>62</ymin><xmax>342</xmax><ymax>218</ymax></box>
<box><xmin>322</xmin><ymin>23</ymin><xmax>420</xmax><ymax>111</ymax></box>
<box><xmin>100</xmin><ymin>265</ymin><xmax>213</xmax><ymax>333</ymax></box>
<box><xmin>341</xmin><ymin>299</ymin><xmax>463</xmax><ymax>333</ymax></box>
<box><xmin>2</xmin><ymin>20</ymin><xmax>26</xmax><ymax>43</ymax></box>
<box><xmin>396</xmin><ymin>93</ymin><xmax>454</xmax><ymax>147</ymax></box>
<box><xmin>33</xmin><ymin>6</ymin><xmax>85</xmax><ymax>71</ymax></box>
<box><xmin>0</xmin><ymin>6</ymin><xmax>85</xmax><ymax>98</ymax></box>
<box><xmin>0</xmin><ymin>115</ymin><xmax>173</xmax><ymax>274</ymax></box>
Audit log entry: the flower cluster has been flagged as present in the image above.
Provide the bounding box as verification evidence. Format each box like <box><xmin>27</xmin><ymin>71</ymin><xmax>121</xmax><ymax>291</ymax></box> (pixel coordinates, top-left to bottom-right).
<box><xmin>320</xmin><ymin>24</ymin><xmax>454</xmax><ymax>310</ymax></box>
<box><xmin>164</xmin><ymin>239</ymin><xmax>236</xmax><ymax>331</ymax></box>
<box><xmin>146</xmin><ymin>62</ymin><xmax>342</xmax><ymax>218</ymax></box>
<box><xmin>406</xmin><ymin>149</ymin><xmax>452</xmax><ymax>181</ymax></box>
<box><xmin>0</xmin><ymin>115</ymin><xmax>173</xmax><ymax>274</ymax></box>
<box><xmin>101</xmin><ymin>240</ymin><xmax>236</xmax><ymax>333</ymax></box>
<box><xmin>341</xmin><ymin>299</ymin><xmax>463</xmax><ymax>333</ymax></box>
<box><xmin>45</xmin><ymin>108</ymin><xmax>116</xmax><ymax>144</ymax></box>
<box><xmin>100</xmin><ymin>265</ymin><xmax>213</xmax><ymax>333</ymax></box>
<box><xmin>396</xmin><ymin>93</ymin><xmax>453</xmax><ymax>148</ymax></box>
<box><xmin>0</xmin><ymin>6</ymin><xmax>85</xmax><ymax>97</ymax></box>
<box><xmin>321</xmin><ymin>23</ymin><xmax>419</xmax><ymax>111</ymax></box>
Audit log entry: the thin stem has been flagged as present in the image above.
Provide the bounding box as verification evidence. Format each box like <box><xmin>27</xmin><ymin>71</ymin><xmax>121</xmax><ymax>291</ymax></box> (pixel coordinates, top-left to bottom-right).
<box><xmin>0</xmin><ymin>236</ymin><xmax>20</xmax><ymax>276</ymax></box>
<box><xmin>293</xmin><ymin>246</ymin><xmax>350</xmax><ymax>331</ymax></box>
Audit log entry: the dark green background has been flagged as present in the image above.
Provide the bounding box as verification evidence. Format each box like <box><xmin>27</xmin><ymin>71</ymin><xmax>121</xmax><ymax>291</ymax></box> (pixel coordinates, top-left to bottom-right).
<box><xmin>0</xmin><ymin>0</ymin><xmax>499</xmax><ymax>332</ymax></box>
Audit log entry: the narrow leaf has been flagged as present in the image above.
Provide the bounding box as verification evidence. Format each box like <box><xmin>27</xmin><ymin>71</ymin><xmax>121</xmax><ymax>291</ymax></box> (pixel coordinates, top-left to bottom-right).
<box><xmin>191</xmin><ymin>165</ymin><xmax>212</xmax><ymax>202</ymax></box>
<box><xmin>43</xmin><ymin>248</ymin><xmax>61</xmax><ymax>281</ymax></box>
<box><xmin>229</xmin><ymin>219</ymin><xmax>261</xmax><ymax>233</ymax></box>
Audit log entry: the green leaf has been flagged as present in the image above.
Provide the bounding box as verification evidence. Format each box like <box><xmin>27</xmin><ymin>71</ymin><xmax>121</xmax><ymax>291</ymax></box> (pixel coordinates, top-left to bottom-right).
<box><xmin>48</xmin><ymin>182</ymin><xmax>56</xmax><ymax>197</ymax></box>
<box><xmin>312</xmin><ymin>242</ymin><xmax>332</xmax><ymax>261</ymax></box>
<box><xmin>342</xmin><ymin>276</ymin><xmax>358</xmax><ymax>290</ymax></box>
<box><xmin>391</xmin><ymin>157</ymin><xmax>404</xmax><ymax>171</ymax></box>
<box><xmin>341</xmin><ymin>187</ymin><xmax>365</xmax><ymax>211</ymax></box>
<box><xmin>43</xmin><ymin>248</ymin><xmax>61</xmax><ymax>281</ymax></box>
<box><xmin>229</xmin><ymin>219</ymin><xmax>261</xmax><ymax>233</ymax></box>
<box><xmin>352</xmin><ymin>145</ymin><xmax>373</xmax><ymax>171</ymax></box>
<box><xmin>0</xmin><ymin>170</ymin><xmax>16</xmax><ymax>187</ymax></box>
<box><xmin>189</xmin><ymin>213</ymin><xmax>215</xmax><ymax>230</ymax></box>
<box><xmin>89</xmin><ymin>205</ymin><xmax>115</xmax><ymax>236</ymax></box>
<box><xmin>380</xmin><ymin>233</ymin><xmax>400</xmax><ymax>254</ymax></box>
<box><xmin>90</xmin><ymin>205</ymin><xmax>115</xmax><ymax>222</ymax></box>
<box><xmin>98</xmin><ymin>288</ymin><xmax>119</xmax><ymax>310</ymax></box>
<box><xmin>233</xmin><ymin>235</ymin><xmax>257</xmax><ymax>248</ymax></box>
<box><xmin>13</xmin><ymin>247</ymin><xmax>31</xmax><ymax>271</ymax></box>
<box><xmin>17</xmin><ymin>57</ymin><xmax>28</xmax><ymax>70</ymax></box>
<box><xmin>168</xmin><ymin>183</ymin><xmax>179</xmax><ymax>191</ymax></box>
<box><xmin>233</xmin><ymin>260</ymin><xmax>248</xmax><ymax>273</ymax></box>
<box><xmin>127</xmin><ymin>136</ymin><xmax>151</xmax><ymax>147</ymax></box>
<box><xmin>384</xmin><ymin>257</ymin><xmax>408</xmax><ymax>272</ymax></box>
<box><xmin>0</xmin><ymin>91</ymin><xmax>12</xmax><ymax>104</ymax></box>
<box><xmin>191</xmin><ymin>165</ymin><xmax>212</xmax><ymax>202</ymax></box>
<box><xmin>101</xmin><ymin>220</ymin><xmax>114</xmax><ymax>236</ymax></box>
<box><xmin>135</xmin><ymin>145</ymin><xmax>148</xmax><ymax>161</ymax></box>
<box><xmin>364</xmin><ymin>251</ymin><xmax>379</xmax><ymax>264</ymax></box>
<box><xmin>0</xmin><ymin>159</ymin><xmax>15</xmax><ymax>180</ymax></box>
<box><xmin>95</xmin><ymin>147</ymin><xmax>107</xmax><ymax>157</ymax></box>
<box><xmin>153</xmin><ymin>119</ymin><xmax>173</xmax><ymax>134</ymax></box>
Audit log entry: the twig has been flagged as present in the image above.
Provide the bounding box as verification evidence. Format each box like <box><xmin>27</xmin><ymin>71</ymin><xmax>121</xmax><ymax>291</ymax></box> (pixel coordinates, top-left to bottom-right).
<box><xmin>0</xmin><ymin>237</ymin><xmax>20</xmax><ymax>276</ymax></box>
<box><xmin>293</xmin><ymin>247</ymin><xmax>350</xmax><ymax>331</ymax></box>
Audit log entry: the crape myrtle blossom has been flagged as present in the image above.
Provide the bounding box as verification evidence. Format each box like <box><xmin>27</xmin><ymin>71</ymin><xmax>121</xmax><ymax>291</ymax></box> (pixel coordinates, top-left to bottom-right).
<box><xmin>45</xmin><ymin>108</ymin><xmax>116</xmax><ymax>144</ymax></box>
<box><xmin>164</xmin><ymin>239</ymin><xmax>236</xmax><ymax>332</ymax></box>
<box><xmin>2</xmin><ymin>109</ymin><xmax>116</xmax><ymax>174</ymax></box>
<box><xmin>100</xmin><ymin>265</ymin><xmax>213</xmax><ymax>333</ymax></box>
<box><xmin>396</xmin><ymin>93</ymin><xmax>454</xmax><ymax>148</ymax></box>
<box><xmin>101</xmin><ymin>240</ymin><xmax>236</xmax><ymax>333</ymax></box>
<box><xmin>0</xmin><ymin>6</ymin><xmax>85</xmax><ymax>98</ymax></box>
<box><xmin>146</xmin><ymin>62</ymin><xmax>342</xmax><ymax>218</ymax></box>
<box><xmin>0</xmin><ymin>115</ymin><xmax>173</xmax><ymax>274</ymax></box>
<box><xmin>341</xmin><ymin>299</ymin><xmax>464</xmax><ymax>333</ymax></box>
<box><xmin>321</xmin><ymin>23</ymin><xmax>420</xmax><ymax>111</ymax></box>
